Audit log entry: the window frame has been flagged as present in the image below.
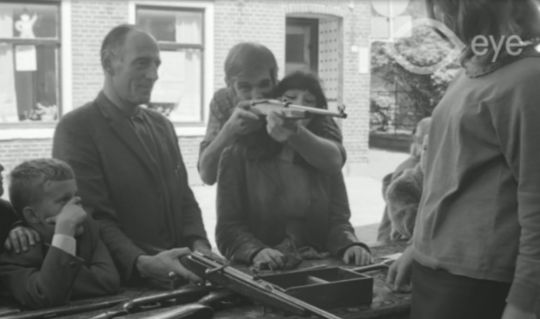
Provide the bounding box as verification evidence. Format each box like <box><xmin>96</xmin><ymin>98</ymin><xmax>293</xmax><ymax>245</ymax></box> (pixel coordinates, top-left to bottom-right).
<box><xmin>131</xmin><ymin>1</ymin><xmax>214</xmax><ymax>131</ymax></box>
<box><xmin>0</xmin><ymin>0</ymin><xmax>64</xmax><ymax>128</ymax></box>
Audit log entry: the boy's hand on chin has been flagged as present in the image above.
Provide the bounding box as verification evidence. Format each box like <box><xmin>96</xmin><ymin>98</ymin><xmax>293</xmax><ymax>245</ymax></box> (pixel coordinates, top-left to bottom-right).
<box><xmin>49</xmin><ymin>197</ymin><xmax>87</xmax><ymax>237</ymax></box>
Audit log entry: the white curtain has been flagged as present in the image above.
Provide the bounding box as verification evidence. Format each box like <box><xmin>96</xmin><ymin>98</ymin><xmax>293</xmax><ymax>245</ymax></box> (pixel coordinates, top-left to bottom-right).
<box><xmin>166</xmin><ymin>13</ymin><xmax>202</xmax><ymax>122</ymax></box>
<box><xmin>175</xmin><ymin>13</ymin><xmax>201</xmax><ymax>44</ymax></box>
<box><xmin>0</xmin><ymin>13</ymin><xmax>18</xmax><ymax>122</ymax></box>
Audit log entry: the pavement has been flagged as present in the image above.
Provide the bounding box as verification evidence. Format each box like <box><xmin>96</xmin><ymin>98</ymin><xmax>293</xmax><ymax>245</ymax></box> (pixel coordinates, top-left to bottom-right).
<box><xmin>192</xmin><ymin>149</ymin><xmax>409</xmax><ymax>248</ymax></box>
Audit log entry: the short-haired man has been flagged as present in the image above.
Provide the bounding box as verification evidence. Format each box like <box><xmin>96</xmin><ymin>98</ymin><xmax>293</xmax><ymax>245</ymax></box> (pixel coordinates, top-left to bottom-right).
<box><xmin>0</xmin><ymin>159</ymin><xmax>119</xmax><ymax>308</ymax></box>
<box><xmin>53</xmin><ymin>24</ymin><xmax>210</xmax><ymax>286</ymax></box>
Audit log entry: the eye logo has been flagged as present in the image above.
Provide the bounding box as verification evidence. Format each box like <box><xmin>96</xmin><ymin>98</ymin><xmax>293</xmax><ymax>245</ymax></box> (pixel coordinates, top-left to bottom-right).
<box><xmin>385</xmin><ymin>18</ymin><xmax>467</xmax><ymax>75</ymax></box>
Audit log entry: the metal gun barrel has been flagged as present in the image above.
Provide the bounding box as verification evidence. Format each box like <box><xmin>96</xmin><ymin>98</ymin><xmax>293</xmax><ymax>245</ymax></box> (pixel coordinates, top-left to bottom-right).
<box><xmin>251</xmin><ymin>99</ymin><xmax>347</xmax><ymax>118</ymax></box>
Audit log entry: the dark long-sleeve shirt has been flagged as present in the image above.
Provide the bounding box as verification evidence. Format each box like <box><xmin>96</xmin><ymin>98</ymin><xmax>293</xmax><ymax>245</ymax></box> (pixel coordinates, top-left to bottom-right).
<box><xmin>216</xmin><ymin>144</ymin><xmax>361</xmax><ymax>263</ymax></box>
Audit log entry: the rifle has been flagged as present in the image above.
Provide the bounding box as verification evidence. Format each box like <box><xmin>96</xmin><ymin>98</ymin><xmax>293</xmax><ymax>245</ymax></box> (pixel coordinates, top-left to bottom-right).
<box><xmin>88</xmin><ymin>285</ymin><xmax>209</xmax><ymax>319</ymax></box>
<box><xmin>249</xmin><ymin>99</ymin><xmax>347</xmax><ymax>119</ymax></box>
<box><xmin>124</xmin><ymin>289</ymin><xmax>245</xmax><ymax>319</ymax></box>
<box><xmin>3</xmin><ymin>295</ymin><xmax>128</xmax><ymax>319</ymax></box>
<box><xmin>180</xmin><ymin>251</ymin><xmax>343</xmax><ymax>319</ymax></box>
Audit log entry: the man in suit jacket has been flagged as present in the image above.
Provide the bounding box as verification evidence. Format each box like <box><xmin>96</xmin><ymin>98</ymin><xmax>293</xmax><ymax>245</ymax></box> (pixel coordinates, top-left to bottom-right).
<box><xmin>52</xmin><ymin>24</ymin><xmax>210</xmax><ymax>286</ymax></box>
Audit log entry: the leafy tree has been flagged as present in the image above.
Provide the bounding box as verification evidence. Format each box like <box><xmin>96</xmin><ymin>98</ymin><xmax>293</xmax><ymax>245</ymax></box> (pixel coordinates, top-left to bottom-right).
<box><xmin>370</xmin><ymin>24</ymin><xmax>460</xmax><ymax>133</ymax></box>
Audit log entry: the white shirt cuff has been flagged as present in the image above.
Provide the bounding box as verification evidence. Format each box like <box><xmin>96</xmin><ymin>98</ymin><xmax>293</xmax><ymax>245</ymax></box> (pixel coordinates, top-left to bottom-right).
<box><xmin>52</xmin><ymin>234</ymin><xmax>77</xmax><ymax>256</ymax></box>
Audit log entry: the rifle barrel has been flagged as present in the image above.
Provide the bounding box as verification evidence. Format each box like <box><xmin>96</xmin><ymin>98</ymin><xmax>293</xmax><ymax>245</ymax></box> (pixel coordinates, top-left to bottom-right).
<box><xmin>88</xmin><ymin>286</ymin><xmax>209</xmax><ymax>319</ymax></box>
<box><xmin>4</xmin><ymin>296</ymin><xmax>128</xmax><ymax>319</ymax></box>
<box><xmin>251</xmin><ymin>99</ymin><xmax>347</xmax><ymax>118</ymax></box>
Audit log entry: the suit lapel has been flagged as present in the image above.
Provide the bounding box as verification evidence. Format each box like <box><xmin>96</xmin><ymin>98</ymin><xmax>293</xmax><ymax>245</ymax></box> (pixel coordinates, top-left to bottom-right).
<box><xmin>94</xmin><ymin>93</ymin><xmax>161</xmax><ymax>183</ymax></box>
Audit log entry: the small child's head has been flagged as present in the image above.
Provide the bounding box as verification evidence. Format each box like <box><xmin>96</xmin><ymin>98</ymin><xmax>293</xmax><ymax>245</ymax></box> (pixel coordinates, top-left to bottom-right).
<box><xmin>9</xmin><ymin>159</ymin><xmax>76</xmax><ymax>238</ymax></box>
<box><xmin>420</xmin><ymin>135</ymin><xmax>429</xmax><ymax>173</ymax></box>
<box><xmin>411</xmin><ymin>117</ymin><xmax>431</xmax><ymax>157</ymax></box>
<box><xmin>224</xmin><ymin>42</ymin><xmax>278</xmax><ymax>101</ymax></box>
<box><xmin>274</xmin><ymin>71</ymin><xmax>328</xmax><ymax>110</ymax></box>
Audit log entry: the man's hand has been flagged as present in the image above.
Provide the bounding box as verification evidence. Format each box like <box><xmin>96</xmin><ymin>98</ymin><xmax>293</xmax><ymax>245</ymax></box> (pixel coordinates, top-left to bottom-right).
<box><xmin>501</xmin><ymin>303</ymin><xmax>536</xmax><ymax>319</ymax></box>
<box><xmin>48</xmin><ymin>197</ymin><xmax>87</xmax><ymax>237</ymax></box>
<box><xmin>4</xmin><ymin>226</ymin><xmax>40</xmax><ymax>254</ymax></box>
<box><xmin>386</xmin><ymin>246</ymin><xmax>414</xmax><ymax>292</ymax></box>
<box><xmin>266</xmin><ymin>110</ymin><xmax>301</xmax><ymax>142</ymax></box>
<box><xmin>342</xmin><ymin>246</ymin><xmax>372</xmax><ymax>266</ymax></box>
<box><xmin>223</xmin><ymin>101</ymin><xmax>262</xmax><ymax>138</ymax></box>
<box><xmin>192</xmin><ymin>239</ymin><xmax>212</xmax><ymax>256</ymax></box>
<box><xmin>252</xmin><ymin>248</ymin><xmax>285</xmax><ymax>270</ymax></box>
<box><xmin>136</xmin><ymin>248</ymin><xmax>201</xmax><ymax>284</ymax></box>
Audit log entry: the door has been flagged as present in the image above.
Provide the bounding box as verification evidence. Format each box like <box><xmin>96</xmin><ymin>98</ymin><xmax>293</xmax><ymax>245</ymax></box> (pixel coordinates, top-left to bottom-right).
<box><xmin>285</xmin><ymin>17</ymin><xmax>318</xmax><ymax>75</ymax></box>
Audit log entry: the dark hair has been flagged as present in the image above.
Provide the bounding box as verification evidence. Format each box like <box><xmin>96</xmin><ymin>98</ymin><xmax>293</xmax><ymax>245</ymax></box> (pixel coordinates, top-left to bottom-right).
<box><xmin>426</xmin><ymin>0</ymin><xmax>540</xmax><ymax>60</ymax></box>
<box><xmin>224</xmin><ymin>42</ymin><xmax>278</xmax><ymax>87</ymax></box>
<box><xmin>238</xmin><ymin>71</ymin><xmax>330</xmax><ymax>164</ymax></box>
<box><xmin>100</xmin><ymin>24</ymin><xmax>139</xmax><ymax>70</ymax></box>
<box><xmin>9</xmin><ymin>159</ymin><xmax>74</xmax><ymax>217</ymax></box>
<box><xmin>273</xmin><ymin>71</ymin><xmax>328</xmax><ymax>110</ymax></box>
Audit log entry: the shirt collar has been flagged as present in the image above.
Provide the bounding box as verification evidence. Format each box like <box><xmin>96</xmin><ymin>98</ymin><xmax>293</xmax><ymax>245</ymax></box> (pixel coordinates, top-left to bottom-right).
<box><xmin>96</xmin><ymin>91</ymin><xmax>144</xmax><ymax>120</ymax></box>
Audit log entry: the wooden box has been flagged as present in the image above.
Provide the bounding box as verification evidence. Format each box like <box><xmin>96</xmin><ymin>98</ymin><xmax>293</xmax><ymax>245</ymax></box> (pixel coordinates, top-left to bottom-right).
<box><xmin>259</xmin><ymin>267</ymin><xmax>373</xmax><ymax>309</ymax></box>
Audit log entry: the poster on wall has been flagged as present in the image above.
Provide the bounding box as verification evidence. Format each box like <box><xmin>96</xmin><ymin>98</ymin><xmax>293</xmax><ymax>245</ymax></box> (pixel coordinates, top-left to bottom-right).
<box><xmin>15</xmin><ymin>45</ymin><xmax>37</xmax><ymax>71</ymax></box>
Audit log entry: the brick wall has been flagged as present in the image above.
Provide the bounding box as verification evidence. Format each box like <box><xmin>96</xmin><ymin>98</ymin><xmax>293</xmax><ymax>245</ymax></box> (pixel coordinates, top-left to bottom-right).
<box><xmin>0</xmin><ymin>0</ymin><xmax>371</xmax><ymax>189</ymax></box>
<box><xmin>71</xmin><ymin>0</ymin><xmax>129</xmax><ymax>107</ymax></box>
<box><xmin>214</xmin><ymin>0</ymin><xmax>371</xmax><ymax>167</ymax></box>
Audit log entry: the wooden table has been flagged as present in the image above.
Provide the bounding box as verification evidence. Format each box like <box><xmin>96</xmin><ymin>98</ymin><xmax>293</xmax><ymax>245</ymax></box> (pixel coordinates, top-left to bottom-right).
<box><xmin>1</xmin><ymin>242</ymin><xmax>410</xmax><ymax>319</ymax></box>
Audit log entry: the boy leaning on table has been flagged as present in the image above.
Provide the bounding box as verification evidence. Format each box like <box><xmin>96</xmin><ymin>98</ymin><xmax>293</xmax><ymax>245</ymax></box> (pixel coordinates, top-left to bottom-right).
<box><xmin>0</xmin><ymin>159</ymin><xmax>119</xmax><ymax>309</ymax></box>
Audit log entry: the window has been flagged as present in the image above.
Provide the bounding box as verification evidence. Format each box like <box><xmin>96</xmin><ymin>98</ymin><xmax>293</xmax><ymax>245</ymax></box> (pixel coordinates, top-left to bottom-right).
<box><xmin>136</xmin><ymin>6</ymin><xmax>204</xmax><ymax>123</ymax></box>
<box><xmin>0</xmin><ymin>1</ymin><xmax>60</xmax><ymax>123</ymax></box>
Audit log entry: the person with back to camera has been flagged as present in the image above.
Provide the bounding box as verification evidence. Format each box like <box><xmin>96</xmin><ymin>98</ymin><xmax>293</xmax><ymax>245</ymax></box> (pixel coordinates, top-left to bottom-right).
<box><xmin>216</xmin><ymin>71</ymin><xmax>372</xmax><ymax>270</ymax></box>
<box><xmin>386</xmin><ymin>1</ymin><xmax>540</xmax><ymax>318</ymax></box>
<box><xmin>198</xmin><ymin>42</ymin><xmax>345</xmax><ymax>185</ymax></box>
<box><xmin>0</xmin><ymin>159</ymin><xmax>119</xmax><ymax>309</ymax></box>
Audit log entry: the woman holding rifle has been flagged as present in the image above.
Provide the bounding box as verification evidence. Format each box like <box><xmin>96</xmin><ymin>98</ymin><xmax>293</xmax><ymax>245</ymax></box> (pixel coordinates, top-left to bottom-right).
<box><xmin>216</xmin><ymin>71</ymin><xmax>371</xmax><ymax>270</ymax></box>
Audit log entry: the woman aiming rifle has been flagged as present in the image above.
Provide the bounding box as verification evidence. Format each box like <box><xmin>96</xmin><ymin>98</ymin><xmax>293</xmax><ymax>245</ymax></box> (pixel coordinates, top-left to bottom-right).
<box><xmin>216</xmin><ymin>71</ymin><xmax>371</xmax><ymax>270</ymax></box>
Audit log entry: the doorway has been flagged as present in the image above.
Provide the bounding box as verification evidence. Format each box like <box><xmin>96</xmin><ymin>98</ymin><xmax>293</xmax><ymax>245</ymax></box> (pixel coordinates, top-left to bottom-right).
<box><xmin>285</xmin><ymin>17</ymin><xmax>318</xmax><ymax>74</ymax></box>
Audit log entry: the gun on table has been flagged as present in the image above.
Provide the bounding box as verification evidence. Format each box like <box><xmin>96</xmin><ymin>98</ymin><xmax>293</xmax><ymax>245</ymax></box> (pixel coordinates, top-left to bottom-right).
<box><xmin>3</xmin><ymin>295</ymin><xmax>128</xmax><ymax>319</ymax></box>
<box><xmin>249</xmin><ymin>99</ymin><xmax>347</xmax><ymax>119</ymax></box>
<box><xmin>88</xmin><ymin>285</ymin><xmax>209</xmax><ymax>319</ymax></box>
<box><xmin>180</xmin><ymin>251</ymin><xmax>343</xmax><ymax>319</ymax></box>
<box><xmin>123</xmin><ymin>289</ymin><xmax>245</xmax><ymax>319</ymax></box>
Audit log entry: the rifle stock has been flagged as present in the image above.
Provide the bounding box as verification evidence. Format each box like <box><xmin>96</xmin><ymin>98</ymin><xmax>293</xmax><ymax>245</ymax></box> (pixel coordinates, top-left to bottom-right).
<box><xmin>250</xmin><ymin>99</ymin><xmax>347</xmax><ymax>119</ymax></box>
